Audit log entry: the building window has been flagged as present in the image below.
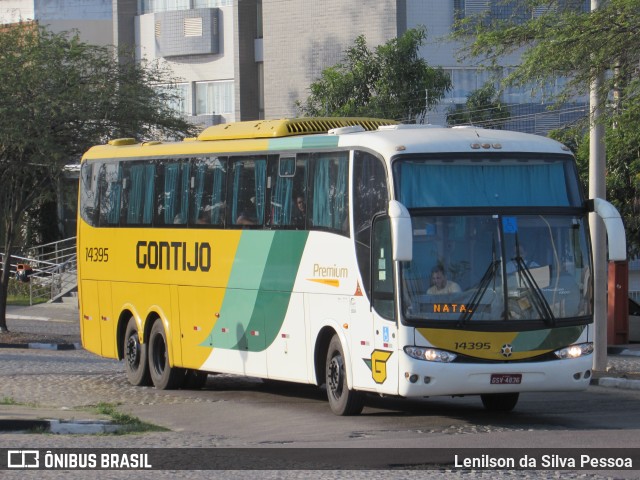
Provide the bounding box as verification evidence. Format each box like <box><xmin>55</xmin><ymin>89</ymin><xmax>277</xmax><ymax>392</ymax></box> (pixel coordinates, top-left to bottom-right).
<box><xmin>156</xmin><ymin>83</ymin><xmax>191</xmax><ymax>116</ymax></box>
<box><xmin>193</xmin><ymin>0</ymin><xmax>233</xmax><ymax>8</ymax></box>
<box><xmin>195</xmin><ymin>81</ymin><xmax>234</xmax><ymax>115</ymax></box>
<box><xmin>139</xmin><ymin>0</ymin><xmax>189</xmax><ymax>15</ymax></box>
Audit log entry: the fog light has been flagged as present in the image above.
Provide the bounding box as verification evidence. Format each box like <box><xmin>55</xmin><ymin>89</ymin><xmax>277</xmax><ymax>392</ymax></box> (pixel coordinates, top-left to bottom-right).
<box><xmin>409</xmin><ymin>374</ymin><xmax>418</xmax><ymax>383</ymax></box>
<box><xmin>584</xmin><ymin>370</ymin><xmax>591</xmax><ymax>379</ymax></box>
<box><xmin>424</xmin><ymin>376</ymin><xmax>431</xmax><ymax>384</ymax></box>
<box><xmin>573</xmin><ymin>372</ymin><xmax>581</xmax><ymax>380</ymax></box>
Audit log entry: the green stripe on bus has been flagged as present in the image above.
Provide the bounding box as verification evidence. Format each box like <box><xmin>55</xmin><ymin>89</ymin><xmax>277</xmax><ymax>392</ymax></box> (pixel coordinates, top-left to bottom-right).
<box><xmin>204</xmin><ymin>231</ymin><xmax>308</xmax><ymax>351</ymax></box>
<box><xmin>269</xmin><ymin>136</ymin><xmax>339</xmax><ymax>150</ymax></box>
<box><xmin>511</xmin><ymin>325</ymin><xmax>585</xmax><ymax>351</ymax></box>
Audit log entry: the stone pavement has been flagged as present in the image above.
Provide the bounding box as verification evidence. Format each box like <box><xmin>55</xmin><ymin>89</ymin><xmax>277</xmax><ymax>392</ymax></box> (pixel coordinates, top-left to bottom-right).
<box><xmin>1</xmin><ymin>301</ymin><xmax>640</xmax><ymax>433</ymax></box>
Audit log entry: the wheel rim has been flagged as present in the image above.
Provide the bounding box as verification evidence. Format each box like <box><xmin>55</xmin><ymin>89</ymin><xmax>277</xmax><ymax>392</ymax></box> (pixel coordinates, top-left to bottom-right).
<box><xmin>328</xmin><ymin>353</ymin><xmax>344</xmax><ymax>400</ymax></box>
<box><xmin>126</xmin><ymin>333</ymin><xmax>141</xmax><ymax>370</ymax></box>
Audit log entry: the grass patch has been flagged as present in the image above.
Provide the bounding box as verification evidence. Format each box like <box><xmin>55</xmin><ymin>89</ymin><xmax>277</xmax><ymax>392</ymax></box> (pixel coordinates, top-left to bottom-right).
<box><xmin>91</xmin><ymin>403</ymin><xmax>168</xmax><ymax>434</ymax></box>
<box><xmin>6</xmin><ymin>295</ymin><xmax>47</xmax><ymax>306</ymax></box>
<box><xmin>0</xmin><ymin>396</ymin><xmax>38</xmax><ymax>407</ymax></box>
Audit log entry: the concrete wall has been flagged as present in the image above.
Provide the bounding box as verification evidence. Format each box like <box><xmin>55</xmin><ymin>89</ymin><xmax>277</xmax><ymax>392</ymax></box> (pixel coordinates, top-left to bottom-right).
<box><xmin>136</xmin><ymin>6</ymin><xmax>235</xmax><ymax>82</ymax></box>
<box><xmin>0</xmin><ymin>0</ymin><xmax>112</xmax><ymax>45</ymax></box>
<box><xmin>261</xmin><ymin>0</ymin><xmax>400</xmax><ymax>119</ymax></box>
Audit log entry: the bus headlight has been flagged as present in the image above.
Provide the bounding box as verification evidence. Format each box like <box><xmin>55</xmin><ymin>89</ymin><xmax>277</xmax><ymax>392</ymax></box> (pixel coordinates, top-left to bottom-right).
<box><xmin>404</xmin><ymin>346</ymin><xmax>457</xmax><ymax>363</ymax></box>
<box><xmin>554</xmin><ymin>342</ymin><xmax>594</xmax><ymax>359</ymax></box>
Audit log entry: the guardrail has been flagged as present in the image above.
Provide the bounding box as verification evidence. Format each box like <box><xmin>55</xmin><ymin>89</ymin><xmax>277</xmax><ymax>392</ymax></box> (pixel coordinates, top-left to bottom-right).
<box><xmin>1</xmin><ymin>237</ymin><xmax>77</xmax><ymax>305</ymax></box>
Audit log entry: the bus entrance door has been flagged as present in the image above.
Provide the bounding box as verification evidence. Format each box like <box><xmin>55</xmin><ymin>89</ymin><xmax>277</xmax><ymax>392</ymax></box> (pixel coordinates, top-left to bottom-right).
<box><xmin>79</xmin><ymin>280</ymin><xmax>102</xmax><ymax>355</ymax></box>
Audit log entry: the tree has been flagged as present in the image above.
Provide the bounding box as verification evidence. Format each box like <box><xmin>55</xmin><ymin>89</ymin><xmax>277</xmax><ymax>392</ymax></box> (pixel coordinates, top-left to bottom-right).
<box><xmin>296</xmin><ymin>26</ymin><xmax>452</xmax><ymax>122</ymax></box>
<box><xmin>452</xmin><ymin>0</ymin><xmax>640</xmax><ymax>254</ymax></box>
<box><xmin>446</xmin><ymin>82</ymin><xmax>510</xmax><ymax>128</ymax></box>
<box><xmin>0</xmin><ymin>23</ymin><xmax>198</xmax><ymax>332</ymax></box>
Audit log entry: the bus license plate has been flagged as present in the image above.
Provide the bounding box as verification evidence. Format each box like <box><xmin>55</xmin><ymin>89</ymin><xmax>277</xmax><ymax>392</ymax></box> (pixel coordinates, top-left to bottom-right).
<box><xmin>490</xmin><ymin>374</ymin><xmax>522</xmax><ymax>385</ymax></box>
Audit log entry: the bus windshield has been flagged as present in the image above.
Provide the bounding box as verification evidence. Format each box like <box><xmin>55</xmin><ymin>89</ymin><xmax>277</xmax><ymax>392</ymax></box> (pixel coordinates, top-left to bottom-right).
<box><xmin>394</xmin><ymin>155</ymin><xmax>591</xmax><ymax>326</ymax></box>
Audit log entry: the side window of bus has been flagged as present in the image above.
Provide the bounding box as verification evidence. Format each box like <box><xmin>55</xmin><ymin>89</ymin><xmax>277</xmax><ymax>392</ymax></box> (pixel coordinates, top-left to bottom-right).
<box><xmin>269</xmin><ymin>154</ymin><xmax>308</xmax><ymax>229</ymax></box>
<box><xmin>371</xmin><ymin>215</ymin><xmax>395</xmax><ymax>320</ymax></box>
<box><xmin>308</xmin><ymin>151</ymin><xmax>349</xmax><ymax>236</ymax></box>
<box><xmin>191</xmin><ymin>156</ymin><xmax>227</xmax><ymax>226</ymax></box>
<box><xmin>353</xmin><ymin>151</ymin><xmax>389</xmax><ymax>297</ymax></box>
<box><xmin>98</xmin><ymin>162</ymin><xmax>123</xmax><ymax>226</ymax></box>
<box><xmin>229</xmin><ymin>157</ymin><xmax>267</xmax><ymax>227</ymax></box>
<box><xmin>80</xmin><ymin>161</ymin><xmax>99</xmax><ymax>227</ymax></box>
<box><xmin>121</xmin><ymin>161</ymin><xmax>156</xmax><ymax>226</ymax></box>
<box><xmin>156</xmin><ymin>158</ymin><xmax>191</xmax><ymax>226</ymax></box>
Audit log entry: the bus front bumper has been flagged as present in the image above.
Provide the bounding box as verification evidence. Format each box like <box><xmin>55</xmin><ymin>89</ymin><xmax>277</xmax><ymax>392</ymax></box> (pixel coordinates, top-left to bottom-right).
<box><xmin>397</xmin><ymin>354</ymin><xmax>593</xmax><ymax>398</ymax></box>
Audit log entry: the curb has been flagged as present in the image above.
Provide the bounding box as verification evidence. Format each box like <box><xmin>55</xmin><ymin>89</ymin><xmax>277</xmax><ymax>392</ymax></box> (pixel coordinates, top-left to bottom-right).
<box><xmin>591</xmin><ymin>376</ymin><xmax>640</xmax><ymax>390</ymax></box>
<box><xmin>608</xmin><ymin>346</ymin><xmax>640</xmax><ymax>357</ymax></box>
<box><xmin>0</xmin><ymin>342</ymin><xmax>82</xmax><ymax>350</ymax></box>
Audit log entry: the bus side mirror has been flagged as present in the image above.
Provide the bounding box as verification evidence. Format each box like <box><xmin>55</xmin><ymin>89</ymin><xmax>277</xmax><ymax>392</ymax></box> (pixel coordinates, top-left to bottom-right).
<box><xmin>388</xmin><ymin>200</ymin><xmax>412</xmax><ymax>262</ymax></box>
<box><xmin>590</xmin><ymin>198</ymin><xmax>627</xmax><ymax>261</ymax></box>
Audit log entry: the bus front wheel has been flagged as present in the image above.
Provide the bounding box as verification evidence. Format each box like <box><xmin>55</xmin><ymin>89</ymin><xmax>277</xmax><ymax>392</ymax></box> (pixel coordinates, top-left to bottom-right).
<box><xmin>148</xmin><ymin>320</ymin><xmax>184</xmax><ymax>390</ymax></box>
<box><xmin>124</xmin><ymin>316</ymin><xmax>151</xmax><ymax>386</ymax></box>
<box><xmin>325</xmin><ymin>335</ymin><xmax>365</xmax><ymax>416</ymax></box>
<box><xmin>480</xmin><ymin>392</ymin><xmax>519</xmax><ymax>412</ymax></box>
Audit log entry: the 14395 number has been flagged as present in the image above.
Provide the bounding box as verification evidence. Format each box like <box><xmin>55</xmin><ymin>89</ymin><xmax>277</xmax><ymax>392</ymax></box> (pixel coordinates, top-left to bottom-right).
<box><xmin>85</xmin><ymin>247</ymin><xmax>109</xmax><ymax>262</ymax></box>
<box><xmin>454</xmin><ymin>342</ymin><xmax>491</xmax><ymax>350</ymax></box>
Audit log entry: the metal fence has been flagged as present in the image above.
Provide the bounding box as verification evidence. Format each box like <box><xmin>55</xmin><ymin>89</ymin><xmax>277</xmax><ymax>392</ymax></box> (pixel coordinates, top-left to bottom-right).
<box><xmin>1</xmin><ymin>237</ymin><xmax>77</xmax><ymax>305</ymax></box>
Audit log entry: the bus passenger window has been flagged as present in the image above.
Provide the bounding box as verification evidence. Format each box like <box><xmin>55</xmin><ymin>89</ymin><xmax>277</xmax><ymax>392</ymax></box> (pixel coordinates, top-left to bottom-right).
<box><xmin>122</xmin><ymin>162</ymin><xmax>155</xmax><ymax>225</ymax></box>
<box><xmin>157</xmin><ymin>159</ymin><xmax>190</xmax><ymax>226</ymax></box>
<box><xmin>308</xmin><ymin>152</ymin><xmax>349</xmax><ymax>235</ymax></box>
<box><xmin>270</xmin><ymin>154</ymin><xmax>308</xmax><ymax>228</ymax></box>
<box><xmin>80</xmin><ymin>162</ymin><xmax>99</xmax><ymax>227</ymax></box>
<box><xmin>98</xmin><ymin>162</ymin><xmax>123</xmax><ymax>226</ymax></box>
<box><xmin>229</xmin><ymin>157</ymin><xmax>266</xmax><ymax>227</ymax></box>
<box><xmin>191</xmin><ymin>156</ymin><xmax>227</xmax><ymax>227</ymax></box>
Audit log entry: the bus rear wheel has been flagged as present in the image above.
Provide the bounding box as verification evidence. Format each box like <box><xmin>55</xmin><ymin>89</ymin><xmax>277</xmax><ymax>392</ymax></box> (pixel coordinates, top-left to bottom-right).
<box><xmin>481</xmin><ymin>392</ymin><xmax>519</xmax><ymax>412</ymax></box>
<box><xmin>124</xmin><ymin>316</ymin><xmax>151</xmax><ymax>386</ymax></box>
<box><xmin>325</xmin><ymin>335</ymin><xmax>365</xmax><ymax>416</ymax></box>
<box><xmin>148</xmin><ymin>320</ymin><xmax>184</xmax><ymax>390</ymax></box>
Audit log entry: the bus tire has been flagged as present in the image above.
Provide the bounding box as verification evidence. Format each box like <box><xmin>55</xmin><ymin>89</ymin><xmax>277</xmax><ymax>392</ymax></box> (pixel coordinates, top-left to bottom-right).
<box><xmin>182</xmin><ymin>369</ymin><xmax>208</xmax><ymax>390</ymax></box>
<box><xmin>325</xmin><ymin>335</ymin><xmax>365</xmax><ymax>416</ymax></box>
<box><xmin>148</xmin><ymin>320</ymin><xmax>184</xmax><ymax>390</ymax></box>
<box><xmin>480</xmin><ymin>392</ymin><xmax>519</xmax><ymax>412</ymax></box>
<box><xmin>124</xmin><ymin>316</ymin><xmax>151</xmax><ymax>386</ymax></box>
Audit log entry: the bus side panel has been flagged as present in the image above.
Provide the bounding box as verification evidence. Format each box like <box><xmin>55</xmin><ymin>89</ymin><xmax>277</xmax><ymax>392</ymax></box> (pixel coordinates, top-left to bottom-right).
<box><xmin>178</xmin><ymin>285</ymin><xmax>222</xmax><ymax>370</ymax></box>
<box><xmin>97</xmin><ymin>281</ymin><xmax>117</xmax><ymax>358</ymax></box>
<box><xmin>266</xmin><ymin>292</ymin><xmax>308</xmax><ymax>382</ymax></box>
<box><xmin>80</xmin><ymin>280</ymin><xmax>102</xmax><ymax>356</ymax></box>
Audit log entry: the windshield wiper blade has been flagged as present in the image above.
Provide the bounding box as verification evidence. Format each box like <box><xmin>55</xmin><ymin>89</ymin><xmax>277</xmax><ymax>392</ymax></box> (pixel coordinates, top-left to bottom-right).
<box><xmin>512</xmin><ymin>256</ymin><xmax>556</xmax><ymax>326</ymax></box>
<box><xmin>458</xmin><ymin>259</ymin><xmax>500</xmax><ymax>325</ymax></box>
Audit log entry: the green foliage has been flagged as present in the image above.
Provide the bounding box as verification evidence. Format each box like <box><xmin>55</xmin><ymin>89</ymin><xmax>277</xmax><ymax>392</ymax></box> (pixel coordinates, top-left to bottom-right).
<box><xmin>452</xmin><ymin>0</ymin><xmax>640</xmax><ymax>107</ymax></box>
<box><xmin>447</xmin><ymin>82</ymin><xmax>510</xmax><ymax>128</ymax></box>
<box><xmin>297</xmin><ymin>27</ymin><xmax>452</xmax><ymax>122</ymax></box>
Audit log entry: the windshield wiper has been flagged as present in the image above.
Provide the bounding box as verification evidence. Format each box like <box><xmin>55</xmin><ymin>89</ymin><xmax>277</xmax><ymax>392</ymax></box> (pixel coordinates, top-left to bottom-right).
<box><xmin>512</xmin><ymin>256</ymin><xmax>556</xmax><ymax>326</ymax></box>
<box><xmin>458</xmin><ymin>259</ymin><xmax>500</xmax><ymax>325</ymax></box>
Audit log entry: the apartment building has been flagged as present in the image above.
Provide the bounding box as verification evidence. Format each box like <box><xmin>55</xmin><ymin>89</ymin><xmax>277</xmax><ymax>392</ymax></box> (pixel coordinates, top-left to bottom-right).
<box><xmin>1</xmin><ymin>1</ymin><xmax>588</xmax><ymax>132</ymax></box>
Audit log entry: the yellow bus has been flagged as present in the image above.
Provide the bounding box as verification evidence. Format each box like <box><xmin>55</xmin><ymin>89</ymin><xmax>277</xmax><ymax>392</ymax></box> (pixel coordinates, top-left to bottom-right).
<box><xmin>77</xmin><ymin>118</ymin><xmax>625</xmax><ymax>415</ymax></box>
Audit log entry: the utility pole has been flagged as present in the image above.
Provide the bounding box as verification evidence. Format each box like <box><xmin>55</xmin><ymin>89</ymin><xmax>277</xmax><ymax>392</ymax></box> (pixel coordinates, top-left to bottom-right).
<box><xmin>589</xmin><ymin>0</ymin><xmax>607</xmax><ymax>372</ymax></box>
